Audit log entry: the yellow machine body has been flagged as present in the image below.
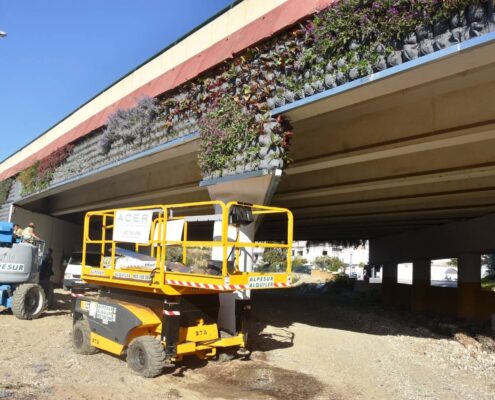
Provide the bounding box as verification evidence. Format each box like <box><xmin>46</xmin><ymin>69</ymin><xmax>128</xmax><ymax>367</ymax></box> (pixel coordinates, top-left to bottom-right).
<box><xmin>80</xmin><ymin>201</ymin><xmax>293</xmax><ymax>295</ymax></box>
<box><xmin>75</xmin><ymin>296</ymin><xmax>245</xmax><ymax>360</ymax></box>
<box><xmin>72</xmin><ymin>200</ymin><xmax>292</xmax><ymax>375</ymax></box>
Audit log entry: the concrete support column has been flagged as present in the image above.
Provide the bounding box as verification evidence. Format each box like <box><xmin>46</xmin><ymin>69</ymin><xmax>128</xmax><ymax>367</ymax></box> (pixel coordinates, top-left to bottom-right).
<box><xmin>412</xmin><ymin>259</ymin><xmax>431</xmax><ymax>312</ymax></box>
<box><xmin>382</xmin><ymin>262</ymin><xmax>397</xmax><ymax>305</ymax></box>
<box><xmin>457</xmin><ymin>253</ymin><xmax>481</xmax><ymax>319</ymax></box>
<box><xmin>205</xmin><ymin>171</ymin><xmax>281</xmax><ymax>334</ymax></box>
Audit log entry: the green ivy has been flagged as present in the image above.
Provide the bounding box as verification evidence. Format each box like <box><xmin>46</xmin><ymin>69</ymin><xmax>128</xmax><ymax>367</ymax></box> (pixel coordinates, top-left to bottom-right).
<box><xmin>17</xmin><ymin>144</ymin><xmax>74</xmax><ymax>196</ymax></box>
<box><xmin>0</xmin><ymin>178</ymin><xmax>13</xmax><ymax>206</ymax></box>
<box><xmin>18</xmin><ymin>163</ymin><xmax>39</xmax><ymax>196</ymax></box>
<box><xmin>309</xmin><ymin>0</ymin><xmax>483</xmax><ymax>73</ymax></box>
<box><xmin>198</xmin><ymin>99</ymin><xmax>259</xmax><ymax>175</ymax></box>
<box><xmin>5</xmin><ymin>0</ymin><xmax>491</xmax><ymax>192</ymax></box>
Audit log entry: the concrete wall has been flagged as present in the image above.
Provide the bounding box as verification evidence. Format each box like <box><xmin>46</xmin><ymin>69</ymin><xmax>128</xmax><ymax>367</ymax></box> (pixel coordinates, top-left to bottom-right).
<box><xmin>10</xmin><ymin>207</ymin><xmax>83</xmax><ymax>283</ymax></box>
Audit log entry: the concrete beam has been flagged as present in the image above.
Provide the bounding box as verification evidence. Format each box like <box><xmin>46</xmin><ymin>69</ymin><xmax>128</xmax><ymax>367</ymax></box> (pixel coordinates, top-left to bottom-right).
<box><xmin>287</xmin><ymin>188</ymin><xmax>495</xmax><ymax>218</ymax></box>
<box><xmin>286</xmin><ymin>122</ymin><xmax>495</xmax><ymax>176</ymax></box>
<box><xmin>18</xmin><ymin>135</ymin><xmax>200</xmax><ymax>205</ymax></box>
<box><xmin>44</xmin><ymin>150</ymin><xmax>205</xmax><ymax>216</ymax></box>
<box><xmin>275</xmin><ymin>165</ymin><xmax>495</xmax><ymax>202</ymax></box>
<box><xmin>50</xmin><ymin>184</ymin><xmax>205</xmax><ymax>217</ymax></box>
<box><xmin>369</xmin><ymin>213</ymin><xmax>495</xmax><ymax>264</ymax></box>
<box><xmin>276</xmin><ymin>32</ymin><xmax>495</xmax><ymax>123</ymax></box>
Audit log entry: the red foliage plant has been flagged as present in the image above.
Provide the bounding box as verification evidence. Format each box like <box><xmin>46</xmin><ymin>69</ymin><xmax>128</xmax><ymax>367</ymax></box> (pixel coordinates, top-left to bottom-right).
<box><xmin>37</xmin><ymin>143</ymin><xmax>74</xmax><ymax>179</ymax></box>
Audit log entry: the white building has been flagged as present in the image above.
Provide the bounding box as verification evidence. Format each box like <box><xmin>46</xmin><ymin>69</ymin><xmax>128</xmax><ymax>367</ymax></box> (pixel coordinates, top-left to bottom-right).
<box><xmin>291</xmin><ymin>241</ymin><xmax>369</xmax><ymax>267</ymax></box>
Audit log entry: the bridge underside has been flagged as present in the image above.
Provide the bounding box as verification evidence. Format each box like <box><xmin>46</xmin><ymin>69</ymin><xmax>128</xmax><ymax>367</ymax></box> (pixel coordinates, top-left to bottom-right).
<box><xmin>17</xmin><ymin>39</ymin><xmax>495</xmax><ymax>239</ymax></box>
<box><xmin>22</xmin><ymin>62</ymin><xmax>495</xmax><ymax>237</ymax></box>
<box><xmin>14</xmin><ymin>40</ymin><xmax>495</xmax><ymax>320</ymax></box>
<box><xmin>275</xmin><ymin>42</ymin><xmax>495</xmax><ymax>241</ymax></box>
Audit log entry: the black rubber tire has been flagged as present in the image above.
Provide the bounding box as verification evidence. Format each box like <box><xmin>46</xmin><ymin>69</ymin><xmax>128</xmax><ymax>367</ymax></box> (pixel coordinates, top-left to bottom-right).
<box><xmin>126</xmin><ymin>336</ymin><xmax>166</xmax><ymax>378</ymax></box>
<box><xmin>214</xmin><ymin>349</ymin><xmax>236</xmax><ymax>363</ymax></box>
<box><xmin>12</xmin><ymin>283</ymin><xmax>46</xmax><ymax>320</ymax></box>
<box><xmin>73</xmin><ymin>319</ymin><xmax>99</xmax><ymax>355</ymax></box>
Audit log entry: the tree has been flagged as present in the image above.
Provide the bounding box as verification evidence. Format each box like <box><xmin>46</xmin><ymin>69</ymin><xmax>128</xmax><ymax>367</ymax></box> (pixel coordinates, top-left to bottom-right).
<box><xmin>482</xmin><ymin>254</ymin><xmax>495</xmax><ymax>276</ymax></box>
<box><xmin>262</xmin><ymin>248</ymin><xmax>287</xmax><ymax>271</ymax></box>
<box><xmin>263</xmin><ymin>248</ymin><xmax>286</xmax><ymax>265</ymax></box>
<box><xmin>292</xmin><ymin>256</ymin><xmax>308</xmax><ymax>269</ymax></box>
<box><xmin>314</xmin><ymin>256</ymin><xmax>344</xmax><ymax>272</ymax></box>
<box><xmin>166</xmin><ymin>246</ymin><xmax>182</xmax><ymax>262</ymax></box>
<box><xmin>447</xmin><ymin>258</ymin><xmax>458</xmax><ymax>267</ymax></box>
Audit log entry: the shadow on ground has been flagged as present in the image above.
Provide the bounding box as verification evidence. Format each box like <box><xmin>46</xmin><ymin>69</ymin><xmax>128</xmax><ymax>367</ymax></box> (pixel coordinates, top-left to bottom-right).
<box><xmin>191</xmin><ymin>359</ymin><xmax>337</xmax><ymax>400</ymax></box>
<box><xmin>250</xmin><ymin>283</ymin><xmax>494</xmax><ymax>343</ymax></box>
<box><xmin>51</xmin><ymin>291</ymin><xmax>72</xmax><ymax>311</ymax></box>
<box><xmin>44</xmin><ymin>287</ymin><xmax>495</xmax><ymax>358</ymax></box>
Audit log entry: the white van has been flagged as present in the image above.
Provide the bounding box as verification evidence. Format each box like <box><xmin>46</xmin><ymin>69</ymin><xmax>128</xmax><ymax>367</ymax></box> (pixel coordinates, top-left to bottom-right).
<box><xmin>63</xmin><ymin>248</ymin><xmax>156</xmax><ymax>290</ymax></box>
<box><xmin>63</xmin><ymin>251</ymin><xmax>100</xmax><ymax>290</ymax></box>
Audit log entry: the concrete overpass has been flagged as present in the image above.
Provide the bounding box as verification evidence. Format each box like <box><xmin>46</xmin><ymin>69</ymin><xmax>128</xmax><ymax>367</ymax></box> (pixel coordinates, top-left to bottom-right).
<box><xmin>2</xmin><ymin>0</ymin><xmax>495</xmax><ymax>320</ymax></box>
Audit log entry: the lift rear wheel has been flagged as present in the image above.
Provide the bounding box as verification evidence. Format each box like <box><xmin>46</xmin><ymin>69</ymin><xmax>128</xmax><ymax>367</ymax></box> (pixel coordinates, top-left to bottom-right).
<box><xmin>12</xmin><ymin>283</ymin><xmax>46</xmax><ymax>320</ymax></box>
<box><xmin>127</xmin><ymin>336</ymin><xmax>167</xmax><ymax>378</ymax></box>
<box><xmin>214</xmin><ymin>349</ymin><xmax>236</xmax><ymax>362</ymax></box>
<box><xmin>73</xmin><ymin>319</ymin><xmax>99</xmax><ymax>355</ymax></box>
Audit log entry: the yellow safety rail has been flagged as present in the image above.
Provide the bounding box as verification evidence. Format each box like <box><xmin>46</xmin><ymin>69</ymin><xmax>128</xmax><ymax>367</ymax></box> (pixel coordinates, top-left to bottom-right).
<box><xmin>81</xmin><ymin>201</ymin><xmax>293</xmax><ymax>296</ymax></box>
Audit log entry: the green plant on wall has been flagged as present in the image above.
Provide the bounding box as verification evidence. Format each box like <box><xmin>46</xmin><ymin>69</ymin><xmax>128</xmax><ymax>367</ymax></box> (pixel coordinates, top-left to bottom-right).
<box><xmin>307</xmin><ymin>0</ymin><xmax>485</xmax><ymax>79</ymax></box>
<box><xmin>198</xmin><ymin>98</ymin><xmax>260</xmax><ymax>176</ymax></box>
<box><xmin>18</xmin><ymin>163</ymin><xmax>39</xmax><ymax>196</ymax></box>
<box><xmin>17</xmin><ymin>144</ymin><xmax>74</xmax><ymax>196</ymax></box>
<box><xmin>99</xmin><ymin>97</ymin><xmax>162</xmax><ymax>154</ymax></box>
<box><xmin>3</xmin><ymin>0</ymin><xmax>493</xmax><ymax>195</ymax></box>
<box><xmin>0</xmin><ymin>178</ymin><xmax>13</xmax><ymax>206</ymax></box>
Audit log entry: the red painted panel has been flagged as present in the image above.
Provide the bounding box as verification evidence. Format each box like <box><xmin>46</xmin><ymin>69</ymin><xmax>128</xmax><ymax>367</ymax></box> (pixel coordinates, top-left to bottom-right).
<box><xmin>0</xmin><ymin>0</ymin><xmax>336</xmax><ymax>181</ymax></box>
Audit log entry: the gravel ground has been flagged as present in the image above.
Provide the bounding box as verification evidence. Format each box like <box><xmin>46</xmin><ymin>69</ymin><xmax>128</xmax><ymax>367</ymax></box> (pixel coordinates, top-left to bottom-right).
<box><xmin>0</xmin><ymin>287</ymin><xmax>494</xmax><ymax>400</ymax></box>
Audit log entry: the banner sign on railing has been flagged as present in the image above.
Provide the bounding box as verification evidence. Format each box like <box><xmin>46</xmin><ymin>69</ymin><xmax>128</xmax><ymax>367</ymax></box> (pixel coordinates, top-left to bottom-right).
<box><xmin>113</xmin><ymin>210</ymin><xmax>153</xmax><ymax>244</ymax></box>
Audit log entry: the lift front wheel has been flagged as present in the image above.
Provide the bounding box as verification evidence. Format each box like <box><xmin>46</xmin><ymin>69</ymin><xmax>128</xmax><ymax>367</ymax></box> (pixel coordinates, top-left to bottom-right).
<box><xmin>127</xmin><ymin>336</ymin><xmax>167</xmax><ymax>378</ymax></box>
<box><xmin>12</xmin><ymin>283</ymin><xmax>46</xmax><ymax>320</ymax></box>
<box><xmin>73</xmin><ymin>319</ymin><xmax>99</xmax><ymax>355</ymax></box>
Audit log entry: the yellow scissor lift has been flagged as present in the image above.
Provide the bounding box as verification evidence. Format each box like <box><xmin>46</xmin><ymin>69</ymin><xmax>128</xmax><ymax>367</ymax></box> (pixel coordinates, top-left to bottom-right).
<box><xmin>72</xmin><ymin>201</ymin><xmax>292</xmax><ymax>377</ymax></box>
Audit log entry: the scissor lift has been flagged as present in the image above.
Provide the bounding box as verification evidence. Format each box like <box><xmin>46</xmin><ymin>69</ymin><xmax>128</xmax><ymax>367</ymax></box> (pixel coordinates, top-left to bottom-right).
<box><xmin>72</xmin><ymin>201</ymin><xmax>292</xmax><ymax>377</ymax></box>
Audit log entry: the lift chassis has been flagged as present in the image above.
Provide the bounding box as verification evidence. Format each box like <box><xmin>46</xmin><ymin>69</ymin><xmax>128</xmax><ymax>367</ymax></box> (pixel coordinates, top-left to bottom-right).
<box><xmin>71</xmin><ymin>201</ymin><xmax>292</xmax><ymax>377</ymax></box>
<box><xmin>72</xmin><ymin>289</ymin><xmax>251</xmax><ymax>376</ymax></box>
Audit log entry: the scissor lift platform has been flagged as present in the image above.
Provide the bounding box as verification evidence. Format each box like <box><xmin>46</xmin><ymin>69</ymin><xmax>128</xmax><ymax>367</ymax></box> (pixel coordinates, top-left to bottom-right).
<box><xmin>72</xmin><ymin>201</ymin><xmax>293</xmax><ymax>377</ymax></box>
<box><xmin>81</xmin><ymin>201</ymin><xmax>292</xmax><ymax>295</ymax></box>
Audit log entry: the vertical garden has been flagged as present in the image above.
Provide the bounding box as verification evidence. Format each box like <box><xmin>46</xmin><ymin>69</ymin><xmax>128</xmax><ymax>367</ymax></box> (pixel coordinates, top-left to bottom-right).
<box><xmin>2</xmin><ymin>0</ymin><xmax>493</xmax><ymax>206</ymax></box>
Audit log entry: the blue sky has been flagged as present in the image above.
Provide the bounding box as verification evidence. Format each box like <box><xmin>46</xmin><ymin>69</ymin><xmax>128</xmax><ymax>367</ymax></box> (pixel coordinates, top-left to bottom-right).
<box><xmin>0</xmin><ymin>0</ymin><xmax>233</xmax><ymax>161</ymax></box>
